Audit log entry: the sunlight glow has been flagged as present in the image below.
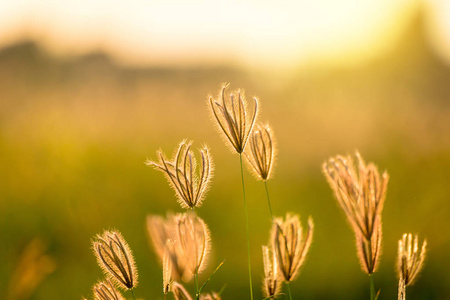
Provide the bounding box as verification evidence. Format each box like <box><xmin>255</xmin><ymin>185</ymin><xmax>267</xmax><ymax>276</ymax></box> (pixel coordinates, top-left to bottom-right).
<box><xmin>0</xmin><ymin>0</ymin><xmax>448</xmax><ymax>68</ymax></box>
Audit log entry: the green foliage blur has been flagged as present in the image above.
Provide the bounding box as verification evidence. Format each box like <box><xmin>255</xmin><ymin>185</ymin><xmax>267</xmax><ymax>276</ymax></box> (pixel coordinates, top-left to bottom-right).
<box><xmin>1</xmin><ymin>10</ymin><xmax>449</xmax><ymax>300</ymax></box>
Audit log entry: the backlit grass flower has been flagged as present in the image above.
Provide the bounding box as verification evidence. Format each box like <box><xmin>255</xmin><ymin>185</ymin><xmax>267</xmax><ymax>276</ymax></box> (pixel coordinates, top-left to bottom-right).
<box><xmin>209</xmin><ymin>83</ymin><xmax>259</xmax><ymax>154</ymax></box>
<box><xmin>323</xmin><ymin>151</ymin><xmax>388</xmax><ymax>274</ymax></box>
<box><xmin>93</xmin><ymin>279</ymin><xmax>125</xmax><ymax>300</ymax></box>
<box><xmin>146</xmin><ymin>140</ymin><xmax>213</xmax><ymax>209</ymax></box>
<box><xmin>397</xmin><ymin>233</ymin><xmax>427</xmax><ymax>300</ymax></box>
<box><xmin>262</xmin><ymin>245</ymin><xmax>282</xmax><ymax>298</ymax></box>
<box><xmin>147</xmin><ymin>212</ymin><xmax>211</xmax><ymax>282</ymax></box>
<box><xmin>271</xmin><ymin>213</ymin><xmax>314</xmax><ymax>283</ymax></box>
<box><xmin>245</xmin><ymin>123</ymin><xmax>276</xmax><ymax>181</ymax></box>
<box><xmin>92</xmin><ymin>230</ymin><xmax>138</xmax><ymax>290</ymax></box>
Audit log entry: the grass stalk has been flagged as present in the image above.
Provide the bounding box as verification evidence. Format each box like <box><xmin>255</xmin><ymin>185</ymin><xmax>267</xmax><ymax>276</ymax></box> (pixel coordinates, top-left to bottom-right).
<box><xmin>239</xmin><ymin>154</ymin><xmax>254</xmax><ymax>300</ymax></box>
<box><xmin>195</xmin><ymin>271</ymin><xmax>199</xmax><ymax>300</ymax></box>
<box><xmin>286</xmin><ymin>282</ymin><xmax>293</xmax><ymax>300</ymax></box>
<box><xmin>264</xmin><ymin>180</ymin><xmax>274</xmax><ymax>222</ymax></box>
<box><xmin>130</xmin><ymin>289</ymin><xmax>136</xmax><ymax>300</ymax></box>
<box><xmin>369</xmin><ymin>274</ymin><xmax>375</xmax><ymax>300</ymax></box>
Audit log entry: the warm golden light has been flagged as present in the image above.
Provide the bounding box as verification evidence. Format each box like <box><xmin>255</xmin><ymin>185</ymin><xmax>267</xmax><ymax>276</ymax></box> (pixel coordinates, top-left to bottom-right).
<box><xmin>2</xmin><ymin>0</ymin><xmax>447</xmax><ymax>68</ymax></box>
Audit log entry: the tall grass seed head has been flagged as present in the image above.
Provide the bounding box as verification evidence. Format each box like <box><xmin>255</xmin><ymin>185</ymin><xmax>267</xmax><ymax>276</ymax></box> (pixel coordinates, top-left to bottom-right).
<box><xmin>271</xmin><ymin>213</ymin><xmax>314</xmax><ymax>282</ymax></box>
<box><xmin>147</xmin><ymin>212</ymin><xmax>211</xmax><ymax>282</ymax></box>
<box><xmin>397</xmin><ymin>233</ymin><xmax>427</xmax><ymax>286</ymax></box>
<box><xmin>146</xmin><ymin>140</ymin><xmax>213</xmax><ymax>209</ymax></box>
<box><xmin>245</xmin><ymin>123</ymin><xmax>276</xmax><ymax>181</ymax></box>
<box><xmin>92</xmin><ymin>230</ymin><xmax>138</xmax><ymax>290</ymax></box>
<box><xmin>262</xmin><ymin>245</ymin><xmax>282</xmax><ymax>298</ymax></box>
<box><xmin>208</xmin><ymin>83</ymin><xmax>259</xmax><ymax>154</ymax></box>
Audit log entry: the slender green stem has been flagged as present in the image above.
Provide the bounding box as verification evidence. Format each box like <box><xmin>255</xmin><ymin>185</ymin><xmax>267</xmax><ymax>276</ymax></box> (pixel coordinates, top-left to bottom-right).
<box><xmin>195</xmin><ymin>271</ymin><xmax>200</xmax><ymax>300</ymax></box>
<box><xmin>369</xmin><ymin>274</ymin><xmax>375</xmax><ymax>300</ymax></box>
<box><xmin>130</xmin><ymin>289</ymin><xmax>136</xmax><ymax>300</ymax></box>
<box><xmin>264</xmin><ymin>180</ymin><xmax>274</xmax><ymax>222</ymax></box>
<box><xmin>286</xmin><ymin>282</ymin><xmax>293</xmax><ymax>300</ymax></box>
<box><xmin>239</xmin><ymin>154</ymin><xmax>254</xmax><ymax>300</ymax></box>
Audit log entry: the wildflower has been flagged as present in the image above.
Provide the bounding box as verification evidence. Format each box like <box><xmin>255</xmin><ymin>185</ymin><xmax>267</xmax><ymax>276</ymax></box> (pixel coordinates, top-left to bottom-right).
<box><xmin>92</xmin><ymin>230</ymin><xmax>138</xmax><ymax>290</ymax></box>
<box><xmin>146</xmin><ymin>140</ymin><xmax>213</xmax><ymax>209</ymax></box>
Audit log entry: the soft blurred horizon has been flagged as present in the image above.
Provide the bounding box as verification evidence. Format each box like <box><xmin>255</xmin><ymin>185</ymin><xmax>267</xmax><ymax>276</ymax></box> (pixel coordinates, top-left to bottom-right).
<box><xmin>2</xmin><ymin>0</ymin><xmax>450</xmax><ymax>69</ymax></box>
<box><xmin>1</xmin><ymin>1</ymin><xmax>450</xmax><ymax>300</ymax></box>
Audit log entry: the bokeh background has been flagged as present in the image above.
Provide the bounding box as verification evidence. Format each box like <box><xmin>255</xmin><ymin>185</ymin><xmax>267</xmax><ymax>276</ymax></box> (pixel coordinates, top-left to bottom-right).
<box><xmin>1</xmin><ymin>0</ymin><xmax>449</xmax><ymax>299</ymax></box>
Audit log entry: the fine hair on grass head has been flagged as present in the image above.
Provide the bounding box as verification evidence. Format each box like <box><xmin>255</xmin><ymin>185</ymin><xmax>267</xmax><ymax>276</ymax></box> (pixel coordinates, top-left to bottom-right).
<box><xmin>93</xmin><ymin>279</ymin><xmax>125</xmax><ymax>300</ymax></box>
<box><xmin>262</xmin><ymin>245</ymin><xmax>282</xmax><ymax>299</ymax></box>
<box><xmin>92</xmin><ymin>230</ymin><xmax>138</xmax><ymax>291</ymax></box>
<box><xmin>323</xmin><ymin>151</ymin><xmax>389</xmax><ymax>274</ymax></box>
<box><xmin>147</xmin><ymin>212</ymin><xmax>211</xmax><ymax>282</ymax></box>
<box><xmin>271</xmin><ymin>213</ymin><xmax>314</xmax><ymax>283</ymax></box>
<box><xmin>245</xmin><ymin>123</ymin><xmax>276</xmax><ymax>181</ymax></box>
<box><xmin>146</xmin><ymin>140</ymin><xmax>213</xmax><ymax>209</ymax></box>
<box><xmin>397</xmin><ymin>233</ymin><xmax>427</xmax><ymax>300</ymax></box>
<box><xmin>209</xmin><ymin>83</ymin><xmax>259</xmax><ymax>154</ymax></box>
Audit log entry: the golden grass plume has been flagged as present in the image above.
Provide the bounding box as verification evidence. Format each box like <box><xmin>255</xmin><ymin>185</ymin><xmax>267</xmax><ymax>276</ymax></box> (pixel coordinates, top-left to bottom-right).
<box><xmin>147</xmin><ymin>212</ymin><xmax>211</xmax><ymax>282</ymax></box>
<box><xmin>245</xmin><ymin>123</ymin><xmax>276</xmax><ymax>181</ymax></box>
<box><xmin>92</xmin><ymin>230</ymin><xmax>138</xmax><ymax>290</ymax></box>
<box><xmin>146</xmin><ymin>140</ymin><xmax>213</xmax><ymax>209</ymax></box>
<box><xmin>262</xmin><ymin>245</ymin><xmax>282</xmax><ymax>299</ymax></box>
<box><xmin>323</xmin><ymin>151</ymin><xmax>388</xmax><ymax>274</ymax></box>
<box><xmin>271</xmin><ymin>213</ymin><xmax>314</xmax><ymax>282</ymax></box>
<box><xmin>398</xmin><ymin>233</ymin><xmax>427</xmax><ymax>287</ymax></box>
<box><xmin>209</xmin><ymin>83</ymin><xmax>259</xmax><ymax>154</ymax></box>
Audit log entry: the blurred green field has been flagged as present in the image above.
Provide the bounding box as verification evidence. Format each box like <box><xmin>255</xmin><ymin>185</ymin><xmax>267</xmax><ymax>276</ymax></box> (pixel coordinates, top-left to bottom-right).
<box><xmin>1</xmin><ymin>13</ymin><xmax>450</xmax><ymax>300</ymax></box>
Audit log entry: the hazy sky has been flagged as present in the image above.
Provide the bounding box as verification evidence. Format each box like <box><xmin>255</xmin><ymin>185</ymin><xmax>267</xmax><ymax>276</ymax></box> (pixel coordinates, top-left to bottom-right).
<box><xmin>0</xmin><ymin>0</ymin><xmax>449</xmax><ymax>68</ymax></box>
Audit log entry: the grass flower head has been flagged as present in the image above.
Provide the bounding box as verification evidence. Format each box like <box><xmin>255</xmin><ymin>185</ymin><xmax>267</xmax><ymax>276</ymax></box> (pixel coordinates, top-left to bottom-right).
<box><xmin>92</xmin><ymin>230</ymin><xmax>138</xmax><ymax>290</ymax></box>
<box><xmin>245</xmin><ymin>123</ymin><xmax>276</xmax><ymax>181</ymax></box>
<box><xmin>146</xmin><ymin>140</ymin><xmax>213</xmax><ymax>209</ymax></box>
<box><xmin>271</xmin><ymin>213</ymin><xmax>314</xmax><ymax>282</ymax></box>
<box><xmin>209</xmin><ymin>83</ymin><xmax>259</xmax><ymax>154</ymax></box>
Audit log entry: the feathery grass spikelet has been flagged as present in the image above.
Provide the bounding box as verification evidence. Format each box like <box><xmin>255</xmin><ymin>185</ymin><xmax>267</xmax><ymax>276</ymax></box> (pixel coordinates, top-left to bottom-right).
<box><xmin>355</xmin><ymin>225</ymin><xmax>383</xmax><ymax>274</ymax></box>
<box><xmin>147</xmin><ymin>212</ymin><xmax>211</xmax><ymax>282</ymax></box>
<box><xmin>398</xmin><ymin>233</ymin><xmax>427</xmax><ymax>287</ymax></box>
<box><xmin>322</xmin><ymin>151</ymin><xmax>389</xmax><ymax>240</ymax></box>
<box><xmin>245</xmin><ymin>123</ymin><xmax>276</xmax><ymax>181</ymax></box>
<box><xmin>172</xmin><ymin>282</ymin><xmax>193</xmax><ymax>300</ymax></box>
<box><xmin>93</xmin><ymin>279</ymin><xmax>125</xmax><ymax>300</ymax></box>
<box><xmin>146</xmin><ymin>140</ymin><xmax>213</xmax><ymax>209</ymax></box>
<box><xmin>271</xmin><ymin>213</ymin><xmax>314</xmax><ymax>282</ymax></box>
<box><xmin>209</xmin><ymin>83</ymin><xmax>259</xmax><ymax>154</ymax></box>
<box><xmin>323</xmin><ymin>151</ymin><xmax>388</xmax><ymax>274</ymax></box>
<box><xmin>92</xmin><ymin>230</ymin><xmax>138</xmax><ymax>290</ymax></box>
<box><xmin>262</xmin><ymin>245</ymin><xmax>282</xmax><ymax>298</ymax></box>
